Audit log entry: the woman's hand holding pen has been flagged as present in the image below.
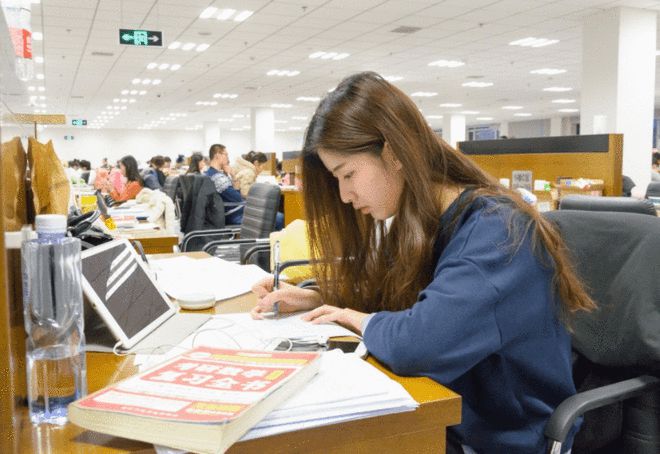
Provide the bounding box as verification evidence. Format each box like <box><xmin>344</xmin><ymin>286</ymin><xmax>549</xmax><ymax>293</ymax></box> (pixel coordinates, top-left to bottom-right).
<box><xmin>301</xmin><ymin>305</ymin><xmax>368</xmax><ymax>335</ymax></box>
<box><xmin>250</xmin><ymin>277</ymin><xmax>322</xmax><ymax>319</ymax></box>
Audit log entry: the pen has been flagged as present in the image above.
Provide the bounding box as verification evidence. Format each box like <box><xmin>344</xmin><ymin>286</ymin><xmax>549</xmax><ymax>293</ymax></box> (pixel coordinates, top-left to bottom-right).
<box><xmin>272</xmin><ymin>240</ymin><xmax>281</xmax><ymax>318</ymax></box>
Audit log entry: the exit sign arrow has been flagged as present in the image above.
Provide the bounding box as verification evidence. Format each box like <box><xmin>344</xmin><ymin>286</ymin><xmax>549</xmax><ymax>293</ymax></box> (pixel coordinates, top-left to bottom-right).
<box><xmin>118</xmin><ymin>29</ymin><xmax>163</xmax><ymax>47</ymax></box>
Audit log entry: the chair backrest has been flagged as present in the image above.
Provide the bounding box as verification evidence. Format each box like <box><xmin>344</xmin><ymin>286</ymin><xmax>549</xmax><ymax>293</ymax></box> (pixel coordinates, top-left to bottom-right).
<box><xmin>543</xmin><ymin>210</ymin><xmax>660</xmax><ymax>373</ymax></box>
<box><xmin>559</xmin><ymin>195</ymin><xmax>657</xmax><ymax>216</ymax></box>
<box><xmin>162</xmin><ymin>175</ymin><xmax>180</xmax><ymax>201</ymax></box>
<box><xmin>645</xmin><ymin>181</ymin><xmax>660</xmax><ymax>198</ymax></box>
<box><xmin>239</xmin><ymin>183</ymin><xmax>281</xmax><ymax>239</ymax></box>
<box><xmin>178</xmin><ymin>174</ymin><xmax>225</xmax><ymax>234</ymax></box>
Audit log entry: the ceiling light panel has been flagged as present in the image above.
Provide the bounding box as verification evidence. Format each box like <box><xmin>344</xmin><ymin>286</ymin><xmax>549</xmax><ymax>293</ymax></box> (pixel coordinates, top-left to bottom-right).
<box><xmin>213</xmin><ymin>93</ymin><xmax>239</xmax><ymax>99</ymax></box>
<box><xmin>309</xmin><ymin>51</ymin><xmax>350</xmax><ymax>60</ymax></box>
<box><xmin>558</xmin><ymin>108</ymin><xmax>579</xmax><ymax>113</ymax></box>
<box><xmin>428</xmin><ymin>59</ymin><xmax>465</xmax><ymax>68</ymax></box>
<box><xmin>440</xmin><ymin>103</ymin><xmax>461</xmax><ymax>107</ymax></box>
<box><xmin>530</xmin><ymin>68</ymin><xmax>566</xmax><ymax>75</ymax></box>
<box><xmin>502</xmin><ymin>105</ymin><xmax>523</xmax><ymax>110</ymax></box>
<box><xmin>267</xmin><ymin>69</ymin><xmax>300</xmax><ymax>77</ymax></box>
<box><xmin>543</xmin><ymin>87</ymin><xmax>572</xmax><ymax>92</ymax></box>
<box><xmin>296</xmin><ymin>96</ymin><xmax>320</xmax><ymax>102</ymax></box>
<box><xmin>462</xmin><ymin>81</ymin><xmax>493</xmax><ymax>88</ymax></box>
<box><xmin>551</xmin><ymin>99</ymin><xmax>576</xmax><ymax>104</ymax></box>
<box><xmin>509</xmin><ymin>37</ymin><xmax>559</xmax><ymax>48</ymax></box>
<box><xmin>411</xmin><ymin>92</ymin><xmax>437</xmax><ymax>97</ymax></box>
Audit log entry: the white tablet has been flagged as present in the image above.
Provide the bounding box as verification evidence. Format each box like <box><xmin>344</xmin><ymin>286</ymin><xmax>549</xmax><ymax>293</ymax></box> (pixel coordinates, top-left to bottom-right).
<box><xmin>81</xmin><ymin>239</ymin><xmax>176</xmax><ymax>349</ymax></box>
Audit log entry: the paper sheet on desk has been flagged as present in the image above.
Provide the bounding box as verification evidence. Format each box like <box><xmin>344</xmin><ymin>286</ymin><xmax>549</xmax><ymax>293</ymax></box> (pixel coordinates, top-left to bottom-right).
<box><xmin>134</xmin><ymin>312</ymin><xmax>358</xmax><ymax>368</ymax></box>
<box><xmin>151</xmin><ymin>256</ymin><xmax>270</xmax><ymax>301</ymax></box>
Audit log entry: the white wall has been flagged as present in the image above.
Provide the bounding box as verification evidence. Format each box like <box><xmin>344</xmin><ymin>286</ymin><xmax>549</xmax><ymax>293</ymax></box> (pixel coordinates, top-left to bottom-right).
<box><xmin>507</xmin><ymin>119</ymin><xmax>551</xmax><ymax>138</ymax></box>
<box><xmin>2</xmin><ymin>126</ymin><xmax>305</xmax><ymax>166</ymax></box>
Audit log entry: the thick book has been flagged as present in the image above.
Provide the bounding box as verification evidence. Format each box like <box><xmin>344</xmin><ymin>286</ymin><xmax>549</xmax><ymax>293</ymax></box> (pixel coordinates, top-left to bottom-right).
<box><xmin>69</xmin><ymin>347</ymin><xmax>321</xmax><ymax>454</ymax></box>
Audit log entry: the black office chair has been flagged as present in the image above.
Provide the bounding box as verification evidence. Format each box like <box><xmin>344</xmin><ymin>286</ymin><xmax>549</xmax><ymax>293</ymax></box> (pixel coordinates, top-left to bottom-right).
<box><xmin>559</xmin><ymin>195</ymin><xmax>657</xmax><ymax>216</ymax></box>
<box><xmin>645</xmin><ymin>181</ymin><xmax>660</xmax><ymax>198</ymax></box>
<box><xmin>542</xmin><ymin>210</ymin><xmax>660</xmax><ymax>454</ymax></box>
<box><xmin>162</xmin><ymin>175</ymin><xmax>180</xmax><ymax>201</ymax></box>
<box><xmin>181</xmin><ymin>183</ymin><xmax>281</xmax><ymax>269</ymax></box>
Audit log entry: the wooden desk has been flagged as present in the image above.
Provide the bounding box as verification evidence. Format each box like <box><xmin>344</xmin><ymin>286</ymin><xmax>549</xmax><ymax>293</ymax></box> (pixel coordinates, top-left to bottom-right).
<box><xmin>282</xmin><ymin>189</ymin><xmax>304</xmax><ymax>226</ymax></box>
<box><xmin>114</xmin><ymin>230</ymin><xmax>179</xmax><ymax>255</ymax></box>
<box><xmin>10</xmin><ymin>255</ymin><xmax>462</xmax><ymax>454</ymax></box>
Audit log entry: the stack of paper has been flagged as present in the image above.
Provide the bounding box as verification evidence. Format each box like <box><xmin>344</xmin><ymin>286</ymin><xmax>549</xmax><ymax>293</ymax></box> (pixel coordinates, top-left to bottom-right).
<box><xmin>243</xmin><ymin>349</ymin><xmax>418</xmax><ymax>440</ymax></box>
<box><xmin>150</xmin><ymin>256</ymin><xmax>270</xmax><ymax>301</ymax></box>
<box><xmin>136</xmin><ymin>313</ymin><xmax>418</xmax><ymax>449</ymax></box>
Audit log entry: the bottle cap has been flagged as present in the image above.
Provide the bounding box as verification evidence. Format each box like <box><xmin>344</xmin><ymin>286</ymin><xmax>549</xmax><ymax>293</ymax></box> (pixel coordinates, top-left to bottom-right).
<box><xmin>35</xmin><ymin>214</ymin><xmax>67</xmax><ymax>234</ymax></box>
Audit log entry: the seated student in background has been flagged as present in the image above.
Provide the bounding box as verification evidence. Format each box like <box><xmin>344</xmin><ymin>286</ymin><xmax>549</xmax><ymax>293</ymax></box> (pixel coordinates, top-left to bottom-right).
<box><xmin>234</xmin><ymin>150</ymin><xmax>269</xmax><ymax>197</ymax></box>
<box><xmin>186</xmin><ymin>152</ymin><xmax>205</xmax><ymax>174</ymax></box>
<box><xmin>250</xmin><ymin>72</ymin><xmax>595</xmax><ymax>454</ymax></box>
<box><xmin>142</xmin><ymin>155</ymin><xmax>166</xmax><ymax>190</ymax></box>
<box><xmin>652</xmin><ymin>150</ymin><xmax>660</xmax><ymax>182</ymax></box>
<box><xmin>104</xmin><ymin>155</ymin><xmax>144</xmax><ymax>203</ymax></box>
<box><xmin>205</xmin><ymin>144</ymin><xmax>245</xmax><ymax>225</ymax></box>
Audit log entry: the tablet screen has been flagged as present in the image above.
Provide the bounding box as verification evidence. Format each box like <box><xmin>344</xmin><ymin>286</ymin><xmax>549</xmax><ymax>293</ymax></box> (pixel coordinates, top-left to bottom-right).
<box><xmin>82</xmin><ymin>241</ymin><xmax>171</xmax><ymax>338</ymax></box>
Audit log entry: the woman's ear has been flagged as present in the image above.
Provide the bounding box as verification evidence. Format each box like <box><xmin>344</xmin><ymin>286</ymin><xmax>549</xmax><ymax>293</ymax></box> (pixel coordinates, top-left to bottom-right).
<box><xmin>383</xmin><ymin>142</ymin><xmax>403</xmax><ymax>171</ymax></box>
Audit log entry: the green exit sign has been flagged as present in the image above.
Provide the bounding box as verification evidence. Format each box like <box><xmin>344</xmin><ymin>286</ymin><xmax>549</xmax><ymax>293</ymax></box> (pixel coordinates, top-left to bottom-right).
<box><xmin>71</xmin><ymin>119</ymin><xmax>87</xmax><ymax>126</ymax></box>
<box><xmin>119</xmin><ymin>29</ymin><xmax>162</xmax><ymax>47</ymax></box>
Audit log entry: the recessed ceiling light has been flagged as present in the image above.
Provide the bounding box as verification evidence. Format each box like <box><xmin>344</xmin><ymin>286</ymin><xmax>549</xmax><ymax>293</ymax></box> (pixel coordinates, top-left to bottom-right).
<box><xmin>147</xmin><ymin>62</ymin><xmax>158</xmax><ymax>69</ymax></box>
<box><xmin>440</xmin><ymin>103</ymin><xmax>461</xmax><ymax>107</ymax></box>
<box><xmin>213</xmin><ymin>93</ymin><xmax>238</xmax><ymax>99</ymax></box>
<box><xmin>33</xmin><ymin>32</ymin><xmax>43</xmax><ymax>40</ymax></box>
<box><xmin>502</xmin><ymin>105</ymin><xmax>523</xmax><ymax>110</ymax></box>
<box><xmin>267</xmin><ymin>69</ymin><xmax>300</xmax><ymax>77</ymax></box>
<box><xmin>460</xmin><ymin>110</ymin><xmax>480</xmax><ymax>115</ymax></box>
<box><xmin>543</xmin><ymin>87</ymin><xmax>572</xmax><ymax>92</ymax></box>
<box><xmin>513</xmin><ymin>113</ymin><xmax>532</xmax><ymax>117</ymax></box>
<box><xmin>551</xmin><ymin>99</ymin><xmax>576</xmax><ymax>104</ymax></box>
<box><xmin>476</xmin><ymin>117</ymin><xmax>494</xmax><ymax>121</ymax></box>
<box><xmin>216</xmin><ymin>8</ymin><xmax>236</xmax><ymax>20</ymax></box>
<box><xmin>296</xmin><ymin>96</ymin><xmax>320</xmax><ymax>102</ymax></box>
<box><xmin>411</xmin><ymin>92</ymin><xmax>438</xmax><ymax>97</ymax></box>
<box><xmin>384</xmin><ymin>75</ymin><xmax>403</xmax><ymax>82</ymax></box>
<box><xmin>234</xmin><ymin>10</ymin><xmax>253</xmax><ymax>22</ymax></box>
<box><xmin>195</xmin><ymin>43</ymin><xmax>210</xmax><ymax>52</ymax></box>
<box><xmin>34</xmin><ymin>56</ymin><xmax>43</xmax><ymax>63</ymax></box>
<box><xmin>199</xmin><ymin>6</ymin><xmax>217</xmax><ymax>19</ymax></box>
<box><xmin>509</xmin><ymin>37</ymin><xmax>559</xmax><ymax>48</ymax></box>
<box><xmin>292</xmin><ymin>116</ymin><xmax>308</xmax><ymax>120</ymax></box>
<box><xmin>462</xmin><ymin>81</ymin><xmax>493</xmax><ymax>88</ymax></box>
<box><xmin>425</xmin><ymin>115</ymin><xmax>443</xmax><ymax>119</ymax></box>
<box><xmin>271</xmin><ymin>103</ymin><xmax>293</xmax><ymax>108</ymax></box>
<box><xmin>36</xmin><ymin>73</ymin><xmax>44</xmax><ymax>80</ymax></box>
<box><xmin>158</xmin><ymin>63</ymin><xmax>169</xmax><ymax>70</ymax></box>
<box><xmin>530</xmin><ymin>68</ymin><xmax>566</xmax><ymax>75</ymax></box>
<box><xmin>558</xmin><ymin>108</ymin><xmax>579</xmax><ymax>113</ymax></box>
<box><xmin>170</xmin><ymin>64</ymin><xmax>181</xmax><ymax>71</ymax></box>
<box><xmin>168</xmin><ymin>41</ymin><xmax>181</xmax><ymax>50</ymax></box>
<box><xmin>182</xmin><ymin>42</ymin><xmax>196</xmax><ymax>51</ymax></box>
<box><xmin>309</xmin><ymin>51</ymin><xmax>349</xmax><ymax>60</ymax></box>
<box><xmin>232</xmin><ymin>114</ymin><xmax>245</xmax><ymax>118</ymax></box>
<box><xmin>428</xmin><ymin>59</ymin><xmax>465</xmax><ymax>68</ymax></box>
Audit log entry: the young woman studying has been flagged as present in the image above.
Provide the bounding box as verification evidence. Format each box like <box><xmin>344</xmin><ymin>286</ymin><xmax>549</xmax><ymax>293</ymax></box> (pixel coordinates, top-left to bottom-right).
<box><xmin>104</xmin><ymin>155</ymin><xmax>144</xmax><ymax>203</ymax></box>
<box><xmin>251</xmin><ymin>72</ymin><xmax>595</xmax><ymax>453</ymax></box>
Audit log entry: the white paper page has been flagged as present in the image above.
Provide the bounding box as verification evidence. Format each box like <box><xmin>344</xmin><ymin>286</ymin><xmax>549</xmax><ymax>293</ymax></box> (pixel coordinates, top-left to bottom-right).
<box><xmin>151</xmin><ymin>257</ymin><xmax>270</xmax><ymax>301</ymax></box>
<box><xmin>134</xmin><ymin>313</ymin><xmax>358</xmax><ymax>368</ymax></box>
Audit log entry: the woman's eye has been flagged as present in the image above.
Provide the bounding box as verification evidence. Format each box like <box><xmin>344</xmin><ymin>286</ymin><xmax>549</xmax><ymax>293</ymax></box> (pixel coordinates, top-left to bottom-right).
<box><xmin>343</xmin><ymin>172</ymin><xmax>354</xmax><ymax>180</ymax></box>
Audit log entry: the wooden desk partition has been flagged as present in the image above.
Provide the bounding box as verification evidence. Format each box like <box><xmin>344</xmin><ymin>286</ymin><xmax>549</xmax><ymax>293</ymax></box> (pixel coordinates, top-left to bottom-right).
<box><xmin>458</xmin><ymin>134</ymin><xmax>623</xmax><ymax>196</ymax></box>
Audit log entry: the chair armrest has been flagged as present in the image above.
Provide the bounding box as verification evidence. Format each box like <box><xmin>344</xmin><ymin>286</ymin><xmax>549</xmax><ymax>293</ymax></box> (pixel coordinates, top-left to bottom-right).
<box><xmin>201</xmin><ymin>237</ymin><xmax>269</xmax><ymax>254</ymax></box>
<box><xmin>242</xmin><ymin>243</ymin><xmax>270</xmax><ymax>266</ymax></box>
<box><xmin>180</xmin><ymin>227</ymin><xmax>240</xmax><ymax>251</ymax></box>
<box><xmin>545</xmin><ymin>374</ymin><xmax>660</xmax><ymax>448</ymax></box>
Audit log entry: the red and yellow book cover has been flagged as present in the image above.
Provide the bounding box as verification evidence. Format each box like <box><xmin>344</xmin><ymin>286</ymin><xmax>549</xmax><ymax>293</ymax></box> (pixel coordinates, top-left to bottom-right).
<box><xmin>74</xmin><ymin>347</ymin><xmax>320</xmax><ymax>423</ymax></box>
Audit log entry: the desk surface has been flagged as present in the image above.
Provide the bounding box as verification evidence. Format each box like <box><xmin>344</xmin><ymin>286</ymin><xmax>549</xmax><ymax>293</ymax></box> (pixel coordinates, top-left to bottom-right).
<box><xmin>11</xmin><ymin>254</ymin><xmax>461</xmax><ymax>454</ymax></box>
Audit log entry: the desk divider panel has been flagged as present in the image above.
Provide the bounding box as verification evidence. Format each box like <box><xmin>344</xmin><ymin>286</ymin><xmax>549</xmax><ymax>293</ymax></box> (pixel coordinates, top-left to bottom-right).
<box><xmin>458</xmin><ymin>134</ymin><xmax>623</xmax><ymax>196</ymax></box>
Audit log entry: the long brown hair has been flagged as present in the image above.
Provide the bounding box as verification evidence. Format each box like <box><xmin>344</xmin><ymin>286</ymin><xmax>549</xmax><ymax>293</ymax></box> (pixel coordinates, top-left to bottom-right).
<box><xmin>302</xmin><ymin>71</ymin><xmax>594</xmax><ymax>322</ymax></box>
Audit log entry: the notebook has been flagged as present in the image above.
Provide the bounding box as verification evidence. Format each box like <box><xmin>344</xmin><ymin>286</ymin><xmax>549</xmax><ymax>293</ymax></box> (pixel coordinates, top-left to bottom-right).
<box><xmin>81</xmin><ymin>239</ymin><xmax>210</xmax><ymax>353</ymax></box>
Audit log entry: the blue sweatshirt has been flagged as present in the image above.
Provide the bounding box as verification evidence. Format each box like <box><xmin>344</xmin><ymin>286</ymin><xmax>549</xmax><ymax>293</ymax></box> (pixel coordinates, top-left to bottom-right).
<box><xmin>205</xmin><ymin>167</ymin><xmax>244</xmax><ymax>225</ymax></box>
<box><xmin>363</xmin><ymin>192</ymin><xmax>579</xmax><ymax>453</ymax></box>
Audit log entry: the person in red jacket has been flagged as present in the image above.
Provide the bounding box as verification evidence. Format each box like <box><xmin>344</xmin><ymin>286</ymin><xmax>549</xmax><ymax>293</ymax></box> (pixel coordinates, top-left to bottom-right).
<box><xmin>104</xmin><ymin>155</ymin><xmax>143</xmax><ymax>202</ymax></box>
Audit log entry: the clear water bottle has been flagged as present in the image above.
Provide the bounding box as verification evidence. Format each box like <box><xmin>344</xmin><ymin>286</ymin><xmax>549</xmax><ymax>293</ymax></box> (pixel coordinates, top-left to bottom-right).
<box><xmin>22</xmin><ymin>214</ymin><xmax>87</xmax><ymax>425</ymax></box>
<box><xmin>1</xmin><ymin>0</ymin><xmax>34</xmax><ymax>81</ymax></box>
